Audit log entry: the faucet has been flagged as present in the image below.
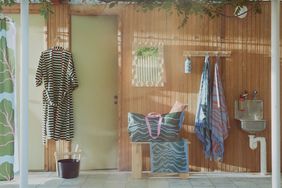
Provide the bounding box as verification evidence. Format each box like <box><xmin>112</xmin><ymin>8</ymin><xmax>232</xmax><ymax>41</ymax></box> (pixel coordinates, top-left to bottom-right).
<box><xmin>253</xmin><ymin>90</ymin><xmax>258</xmax><ymax>100</ymax></box>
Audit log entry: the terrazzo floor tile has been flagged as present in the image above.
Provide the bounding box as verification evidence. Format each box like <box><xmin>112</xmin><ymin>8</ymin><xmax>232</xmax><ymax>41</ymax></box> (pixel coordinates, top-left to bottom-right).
<box><xmin>212</xmin><ymin>183</ymin><xmax>237</xmax><ymax>187</ymax></box>
<box><xmin>0</xmin><ymin>171</ymin><xmax>280</xmax><ymax>188</ymax></box>
<box><xmin>190</xmin><ymin>179</ymin><xmax>214</xmax><ymax>187</ymax></box>
<box><xmin>104</xmin><ymin>181</ymin><xmax>125</xmax><ymax>188</ymax></box>
<box><xmin>125</xmin><ymin>179</ymin><xmax>148</xmax><ymax>188</ymax></box>
<box><xmin>168</xmin><ymin>181</ymin><xmax>193</xmax><ymax>188</ymax></box>
<box><xmin>148</xmin><ymin>179</ymin><xmax>169</xmax><ymax>188</ymax></box>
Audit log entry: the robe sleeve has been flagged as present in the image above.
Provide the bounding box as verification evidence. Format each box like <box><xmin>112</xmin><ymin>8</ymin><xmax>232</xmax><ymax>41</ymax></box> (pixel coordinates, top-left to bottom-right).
<box><xmin>35</xmin><ymin>53</ymin><xmax>44</xmax><ymax>87</ymax></box>
<box><xmin>68</xmin><ymin>54</ymin><xmax>78</xmax><ymax>90</ymax></box>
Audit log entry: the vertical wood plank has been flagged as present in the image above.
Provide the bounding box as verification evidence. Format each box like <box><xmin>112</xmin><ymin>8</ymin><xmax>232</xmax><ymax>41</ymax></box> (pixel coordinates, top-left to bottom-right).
<box><xmin>43</xmin><ymin>3</ymin><xmax>278</xmax><ymax>173</ymax></box>
<box><xmin>118</xmin><ymin>3</ymin><xmax>274</xmax><ymax>172</ymax></box>
<box><xmin>45</xmin><ymin>4</ymin><xmax>71</xmax><ymax>171</ymax></box>
<box><xmin>131</xmin><ymin>143</ymin><xmax>143</xmax><ymax>178</ymax></box>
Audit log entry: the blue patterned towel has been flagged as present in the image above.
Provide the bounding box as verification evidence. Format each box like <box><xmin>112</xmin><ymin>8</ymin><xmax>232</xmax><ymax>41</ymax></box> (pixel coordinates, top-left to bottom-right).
<box><xmin>211</xmin><ymin>57</ymin><xmax>229</xmax><ymax>161</ymax></box>
<box><xmin>150</xmin><ymin>139</ymin><xmax>189</xmax><ymax>173</ymax></box>
<box><xmin>195</xmin><ymin>56</ymin><xmax>212</xmax><ymax>159</ymax></box>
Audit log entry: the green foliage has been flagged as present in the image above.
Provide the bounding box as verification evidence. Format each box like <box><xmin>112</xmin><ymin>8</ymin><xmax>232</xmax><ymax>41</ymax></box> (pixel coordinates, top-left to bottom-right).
<box><xmin>136</xmin><ymin>47</ymin><xmax>158</xmax><ymax>58</ymax></box>
<box><xmin>39</xmin><ymin>0</ymin><xmax>54</xmax><ymax>20</ymax></box>
<box><xmin>100</xmin><ymin>0</ymin><xmax>263</xmax><ymax>27</ymax></box>
<box><xmin>0</xmin><ymin>99</ymin><xmax>14</xmax><ymax>156</ymax></box>
<box><xmin>0</xmin><ymin>0</ymin><xmax>53</xmax><ymax>20</ymax></box>
<box><xmin>0</xmin><ymin>0</ymin><xmax>263</xmax><ymax>24</ymax></box>
<box><xmin>0</xmin><ymin>162</ymin><xmax>13</xmax><ymax>181</ymax></box>
<box><xmin>0</xmin><ymin>37</ymin><xmax>14</xmax><ymax>93</ymax></box>
<box><xmin>0</xmin><ymin>0</ymin><xmax>16</xmax><ymax>11</ymax></box>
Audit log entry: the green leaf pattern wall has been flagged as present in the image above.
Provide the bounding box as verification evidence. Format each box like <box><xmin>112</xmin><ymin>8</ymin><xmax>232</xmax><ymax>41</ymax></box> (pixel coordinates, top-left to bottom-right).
<box><xmin>0</xmin><ymin>19</ymin><xmax>15</xmax><ymax>181</ymax></box>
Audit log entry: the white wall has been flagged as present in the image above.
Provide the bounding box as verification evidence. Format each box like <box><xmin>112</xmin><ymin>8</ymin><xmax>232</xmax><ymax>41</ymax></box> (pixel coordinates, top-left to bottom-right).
<box><xmin>9</xmin><ymin>14</ymin><xmax>46</xmax><ymax>170</ymax></box>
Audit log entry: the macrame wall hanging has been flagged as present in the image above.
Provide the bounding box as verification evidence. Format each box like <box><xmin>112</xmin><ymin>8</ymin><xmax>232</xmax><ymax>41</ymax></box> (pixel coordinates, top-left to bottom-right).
<box><xmin>132</xmin><ymin>41</ymin><xmax>165</xmax><ymax>87</ymax></box>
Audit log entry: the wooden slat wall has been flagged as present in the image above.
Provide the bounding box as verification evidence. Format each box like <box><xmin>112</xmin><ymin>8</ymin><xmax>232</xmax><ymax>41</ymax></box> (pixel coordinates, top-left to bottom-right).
<box><xmin>118</xmin><ymin>3</ymin><xmax>275</xmax><ymax>172</ymax></box>
<box><xmin>2</xmin><ymin>2</ymin><xmax>280</xmax><ymax>172</ymax></box>
<box><xmin>47</xmin><ymin>4</ymin><xmax>71</xmax><ymax>50</ymax></box>
<box><xmin>45</xmin><ymin>4</ymin><xmax>71</xmax><ymax>171</ymax></box>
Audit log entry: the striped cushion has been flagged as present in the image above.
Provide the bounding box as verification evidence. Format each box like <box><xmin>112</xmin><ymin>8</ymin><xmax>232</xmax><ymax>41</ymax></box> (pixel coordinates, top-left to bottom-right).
<box><xmin>128</xmin><ymin>111</ymin><xmax>184</xmax><ymax>142</ymax></box>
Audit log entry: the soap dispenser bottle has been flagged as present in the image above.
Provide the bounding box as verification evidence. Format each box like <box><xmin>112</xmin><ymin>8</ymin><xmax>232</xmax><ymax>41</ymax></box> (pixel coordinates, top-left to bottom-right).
<box><xmin>239</xmin><ymin>94</ymin><xmax>245</xmax><ymax>111</ymax></box>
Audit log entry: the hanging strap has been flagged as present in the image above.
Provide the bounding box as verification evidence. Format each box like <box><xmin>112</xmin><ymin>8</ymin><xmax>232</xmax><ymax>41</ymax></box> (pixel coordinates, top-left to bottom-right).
<box><xmin>145</xmin><ymin>112</ymin><xmax>163</xmax><ymax>139</ymax></box>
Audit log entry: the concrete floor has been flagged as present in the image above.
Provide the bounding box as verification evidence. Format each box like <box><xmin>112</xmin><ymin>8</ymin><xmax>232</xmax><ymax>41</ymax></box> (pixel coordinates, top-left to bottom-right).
<box><xmin>0</xmin><ymin>171</ymin><xmax>275</xmax><ymax>188</ymax></box>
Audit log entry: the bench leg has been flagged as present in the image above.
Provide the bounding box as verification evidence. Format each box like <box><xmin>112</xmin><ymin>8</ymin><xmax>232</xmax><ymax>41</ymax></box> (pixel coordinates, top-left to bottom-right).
<box><xmin>132</xmin><ymin>143</ymin><xmax>142</xmax><ymax>179</ymax></box>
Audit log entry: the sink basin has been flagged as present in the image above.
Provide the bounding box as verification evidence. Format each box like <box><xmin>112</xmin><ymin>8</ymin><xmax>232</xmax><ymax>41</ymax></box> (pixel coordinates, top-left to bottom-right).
<box><xmin>240</xmin><ymin>120</ymin><xmax>266</xmax><ymax>133</ymax></box>
<box><xmin>235</xmin><ymin>100</ymin><xmax>266</xmax><ymax>133</ymax></box>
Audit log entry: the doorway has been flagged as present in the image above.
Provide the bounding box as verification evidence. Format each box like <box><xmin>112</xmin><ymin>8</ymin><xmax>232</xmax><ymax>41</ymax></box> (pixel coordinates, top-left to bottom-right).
<box><xmin>71</xmin><ymin>16</ymin><xmax>118</xmax><ymax>170</ymax></box>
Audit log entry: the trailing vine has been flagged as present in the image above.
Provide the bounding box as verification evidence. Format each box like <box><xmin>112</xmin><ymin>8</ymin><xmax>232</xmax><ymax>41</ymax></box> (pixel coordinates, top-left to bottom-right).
<box><xmin>38</xmin><ymin>0</ymin><xmax>54</xmax><ymax>19</ymax></box>
<box><xmin>0</xmin><ymin>0</ymin><xmax>16</xmax><ymax>10</ymax></box>
<box><xmin>100</xmin><ymin>0</ymin><xmax>263</xmax><ymax>27</ymax></box>
<box><xmin>0</xmin><ymin>0</ymin><xmax>53</xmax><ymax>19</ymax></box>
<box><xmin>0</xmin><ymin>0</ymin><xmax>263</xmax><ymax>25</ymax></box>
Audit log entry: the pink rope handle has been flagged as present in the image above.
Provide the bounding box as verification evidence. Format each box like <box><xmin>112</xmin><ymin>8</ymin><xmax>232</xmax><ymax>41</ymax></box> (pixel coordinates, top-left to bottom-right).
<box><xmin>145</xmin><ymin>112</ymin><xmax>163</xmax><ymax>139</ymax></box>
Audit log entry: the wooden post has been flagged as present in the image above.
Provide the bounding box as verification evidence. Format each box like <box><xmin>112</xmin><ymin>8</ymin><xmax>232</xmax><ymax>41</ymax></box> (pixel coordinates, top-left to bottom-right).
<box><xmin>131</xmin><ymin>143</ymin><xmax>142</xmax><ymax>178</ymax></box>
<box><xmin>45</xmin><ymin>4</ymin><xmax>71</xmax><ymax>171</ymax></box>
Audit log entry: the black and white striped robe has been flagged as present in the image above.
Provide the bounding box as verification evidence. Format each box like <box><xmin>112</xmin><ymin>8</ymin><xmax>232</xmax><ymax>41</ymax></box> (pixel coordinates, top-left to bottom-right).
<box><xmin>35</xmin><ymin>46</ymin><xmax>78</xmax><ymax>143</ymax></box>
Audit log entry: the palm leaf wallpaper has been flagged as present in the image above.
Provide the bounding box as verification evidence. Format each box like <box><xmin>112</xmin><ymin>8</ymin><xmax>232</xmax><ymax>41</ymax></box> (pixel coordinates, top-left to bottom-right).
<box><xmin>0</xmin><ymin>18</ymin><xmax>15</xmax><ymax>181</ymax></box>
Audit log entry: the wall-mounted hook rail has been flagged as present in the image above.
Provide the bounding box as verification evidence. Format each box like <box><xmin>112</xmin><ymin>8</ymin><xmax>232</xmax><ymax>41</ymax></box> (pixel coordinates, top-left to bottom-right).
<box><xmin>183</xmin><ymin>50</ymin><xmax>231</xmax><ymax>57</ymax></box>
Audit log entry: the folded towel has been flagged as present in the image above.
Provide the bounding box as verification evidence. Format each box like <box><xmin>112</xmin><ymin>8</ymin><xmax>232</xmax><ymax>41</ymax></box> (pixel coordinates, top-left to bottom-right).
<box><xmin>150</xmin><ymin>139</ymin><xmax>189</xmax><ymax>173</ymax></box>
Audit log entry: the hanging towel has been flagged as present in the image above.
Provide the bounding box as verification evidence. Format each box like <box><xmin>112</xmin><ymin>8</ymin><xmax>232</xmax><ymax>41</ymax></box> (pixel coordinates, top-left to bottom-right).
<box><xmin>211</xmin><ymin>57</ymin><xmax>229</xmax><ymax>161</ymax></box>
<box><xmin>150</xmin><ymin>139</ymin><xmax>189</xmax><ymax>173</ymax></box>
<box><xmin>195</xmin><ymin>56</ymin><xmax>212</xmax><ymax>159</ymax></box>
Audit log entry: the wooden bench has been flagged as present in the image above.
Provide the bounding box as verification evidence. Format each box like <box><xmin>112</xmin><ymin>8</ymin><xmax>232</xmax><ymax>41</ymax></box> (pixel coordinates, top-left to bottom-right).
<box><xmin>131</xmin><ymin>141</ymin><xmax>190</xmax><ymax>179</ymax></box>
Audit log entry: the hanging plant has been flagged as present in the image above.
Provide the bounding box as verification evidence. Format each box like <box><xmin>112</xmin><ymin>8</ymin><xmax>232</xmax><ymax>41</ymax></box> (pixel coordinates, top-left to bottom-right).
<box><xmin>136</xmin><ymin>47</ymin><xmax>159</xmax><ymax>58</ymax></box>
<box><xmin>38</xmin><ymin>0</ymin><xmax>54</xmax><ymax>19</ymax></box>
<box><xmin>100</xmin><ymin>0</ymin><xmax>263</xmax><ymax>27</ymax></box>
<box><xmin>0</xmin><ymin>0</ymin><xmax>16</xmax><ymax>10</ymax></box>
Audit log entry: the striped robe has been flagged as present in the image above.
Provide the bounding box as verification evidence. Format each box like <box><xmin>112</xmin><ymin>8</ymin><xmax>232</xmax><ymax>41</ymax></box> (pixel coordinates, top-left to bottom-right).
<box><xmin>35</xmin><ymin>46</ymin><xmax>78</xmax><ymax>143</ymax></box>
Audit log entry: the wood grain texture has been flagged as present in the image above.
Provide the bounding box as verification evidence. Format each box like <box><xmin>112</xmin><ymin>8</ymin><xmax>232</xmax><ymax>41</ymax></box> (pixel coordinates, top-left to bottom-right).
<box><xmin>45</xmin><ymin>4</ymin><xmax>72</xmax><ymax>171</ymax></box>
<box><xmin>47</xmin><ymin>4</ymin><xmax>71</xmax><ymax>50</ymax></box>
<box><xmin>118</xmin><ymin>3</ymin><xmax>274</xmax><ymax>172</ymax></box>
<box><xmin>1</xmin><ymin>2</ymin><xmax>279</xmax><ymax>172</ymax></box>
<box><xmin>1</xmin><ymin>4</ymin><xmax>41</xmax><ymax>14</ymax></box>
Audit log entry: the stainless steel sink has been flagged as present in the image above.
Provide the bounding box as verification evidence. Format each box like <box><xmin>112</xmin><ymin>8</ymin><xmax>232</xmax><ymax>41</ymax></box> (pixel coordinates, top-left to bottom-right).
<box><xmin>235</xmin><ymin>100</ymin><xmax>266</xmax><ymax>133</ymax></box>
<box><xmin>240</xmin><ymin>120</ymin><xmax>266</xmax><ymax>133</ymax></box>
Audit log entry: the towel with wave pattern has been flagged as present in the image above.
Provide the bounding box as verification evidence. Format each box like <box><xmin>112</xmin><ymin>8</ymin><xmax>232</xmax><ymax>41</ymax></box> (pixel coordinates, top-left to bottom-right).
<box><xmin>128</xmin><ymin>112</ymin><xmax>184</xmax><ymax>142</ymax></box>
<box><xmin>150</xmin><ymin>139</ymin><xmax>189</xmax><ymax>173</ymax></box>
